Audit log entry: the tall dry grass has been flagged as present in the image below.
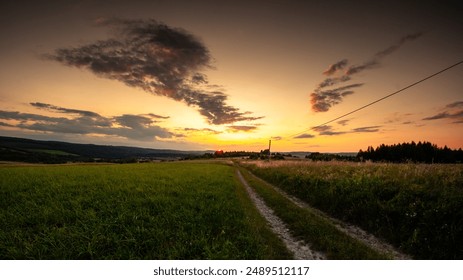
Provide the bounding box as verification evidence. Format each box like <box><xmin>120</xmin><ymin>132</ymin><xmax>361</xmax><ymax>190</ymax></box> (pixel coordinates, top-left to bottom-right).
<box><xmin>240</xmin><ymin>159</ymin><xmax>463</xmax><ymax>259</ymax></box>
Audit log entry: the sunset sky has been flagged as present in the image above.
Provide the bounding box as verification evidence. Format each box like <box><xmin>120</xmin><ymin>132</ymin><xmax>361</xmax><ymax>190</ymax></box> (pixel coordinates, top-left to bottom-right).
<box><xmin>1</xmin><ymin>0</ymin><xmax>462</xmax><ymax>152</ymax></box>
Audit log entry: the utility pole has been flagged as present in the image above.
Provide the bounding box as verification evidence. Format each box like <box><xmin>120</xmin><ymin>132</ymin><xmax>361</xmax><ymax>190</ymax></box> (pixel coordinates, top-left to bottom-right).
<box><xmin>268</xmin><ymin>139</ymin><xmax>272</xmax><ymax>161</ymax></box>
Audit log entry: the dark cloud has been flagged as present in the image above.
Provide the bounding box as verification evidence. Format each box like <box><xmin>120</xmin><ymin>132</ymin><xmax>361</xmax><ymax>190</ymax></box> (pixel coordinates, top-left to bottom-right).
<box><xmin>345</xmin><ymin>32</ymin><xmax>423</xmax><ymax>76</ymax></box>
<box><xmin>311</xmin><ymin>125</ymin><xmax>329</xmax><ymax>132</ymax></box>
<box><xmin>318</xmin><ymin>130</ymin><xmax>346</xmax><ymax>136</ymax></box>
<box><xmin>227</xmin><ymin>125</ymin><xmax>259</xmax><ymax>132</ymax></box>
<box><xmin>374</xmin><ymin>32</ymin><xmax>423</xmax><ymax>58</ymax></box>
<box><xmin>146</xmin><ymin>113</ymin><xmax>169</xmax><ymax>119</ymax></box>
<box><xmin>310</xmin><ymin>32</ymin><xmax>423</xmax><ymax>112</ymax></box>
<box><xmin>322</xmin><ymin>59</ymin><xmax>348</xmax><ymax>76</ymax></box>
<box><xmin>0</xmin><ymin>121</ymin><xmax>14</xmax><ymax>127</ymax></box>
<box><xmin>344</xmin><ymin>60</ymin><xmax>379</xmax><ymax>76</ymax></box>
<box><xmin>352</xmin><ymin>126</ymin><xmax>381</xmax><ymax>133</ymax></box>
<box><xmin>422</xmin><ymin>112</ymin><xmax>450</xmax><ymax>120</ymax></box>
<box><xmin>344</xmin><ymin>33</ymin><xmax>422</xmax><ymax>76</ymax></box>
<box><xmin>30</xmin><ymin>102</ymin><xmax>101</xmax><ymax>118</ymax></box>
<box><xmin>0</xmin><ymin>103</ymin><xmax>174</xmax><ymax>141</ymax></box>
<box><xmin>446</xmin><ymin>101</ymin><xmax>463</xmax><ymax>109</ymax></box>
<box><xmin>423</xmin><ymin>110</ymin><xmax>463</xmax><ymax>121</ymax></box>
<box><xmin>191</xmin><ymin>73</ymin><xmax>208</xmax><ymax>84</ymax></box>
<box><xmin>0</xmin><ymin>110</ymin><xmax>67</xmax><ymax>123</ymax></box>
<box><xmin>337</xmin><ymin>119</ymin><xmax>350</xmax><ymax>126</ymax></box>
<box><xmin>384</xmin><ymin>112</ymin><xmax>413</xmax><ymax>124</ymax></box>
<box><xmin>183</xmin><ymin>127</ymin><xmax>220</xmax><ymax>134</ymax></box>
<box><xmin>293</xmin><ymin>133</ymin><xmax>315</xmax><ymax>139</ymax></box>
<box><xmin>317</xmin><ymin>76</ymin><xmax>351</xmax><ymax>89</ymax></box>
<box><xmin>310</xmin><ymin>124</ymin><xmax>381</xmax><ymax>136</ymax></box>
<box><xmin>311</xmin><ymin>125</ymin><xmax>334</xmax><ymax>134</ymax></box>
<box><xmin>423</xmin><ymin>101</ymin><xmax>463</xmax><ymax>123</ymax></box>
<box><xmin>310</xmin><ymin>83</ymin><xmax>363</xmax><ymax>112</ymax></box>
<box><xmin>46</xmin><ymin>18</ymin><xmax>261</xmax><ymax>125</ymax></box>
<box><xmin>113</xmin><ymin>114</ymin><xmax>157</xmax><ymax>129</ymax></box>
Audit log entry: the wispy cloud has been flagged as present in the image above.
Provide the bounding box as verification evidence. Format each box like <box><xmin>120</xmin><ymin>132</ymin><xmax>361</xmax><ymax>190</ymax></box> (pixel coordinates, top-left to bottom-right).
<box><xmin>344</xmin><ymin>60</ymin><xmax>379</xmax><ymax>76</ymax></box>
<box><xmin>318</xmin><ymin>129</ymin><xmax>346</xmax><ymax>136</ymax></box>
<box><xmin>0</xmin><ymin>121</ymin><xmax>14</xmax><ymax>127</ymax></box>
<box><xmin>30</xmin><ymin>102</ymin><xmax>102</xmax><ymax>117</ymax></box>
<box><xmin>227</xmin><ymin>125</ymin><xmax>259</xmax><ymax>132</ymax></box>
<box><xmin>352</xmin><ymin>126</ymin><xmax>381</xmax><ymax>133</ymax></box>
<box><xmin>310</xmin><ymin>83</ymin><xmax>363</xmax><ymax>112</ymax></box>
<box><xmin>384</xmin><ymin>112</ymin><xmax>414</xmax><ymax>124</ymax></box>
<box><xmin>45</xmin><ymin>18</ymin><xmax>262</xmax><ymax>125</ymax></box>
<box><xmin>337</xmin><ymin>119</ymin><xmax>350</xmax><ymax>126</ymax></box>
<box><xmin>310</xmin><ymin>124</ymin><xmax>382</xmax><ymax>136</ymax></box>
<box><xmin>310</xmin><ymin>32</ymin><xmax>423</xmax><ymax>112</ymax></box>
<box><xmin>317</xmin><ymin>76</ymin><xmax>351</xmax><ymax>89</ymax></box>
<box><xmin>374</xmin><ymin>32</ymin><xmax>423</xmax><ymax>58</ymax></box>
<box><xmin>422</xmin><ymin>101</ymin><xmax>463</xmax><ymax>123</ymax></box>
<box><xmin>446</xmin><ymin>101</ymin><xmax>463</xmax><ymax>109</ymax></box>
<box><xmin>146</xmin><ymin>113</ymin><xmax>170</xmax><ymax>119</ymax></box>
<box><xmin>322</xmin><ymin>59</ymin><xmax>349</xmax><ymax>76</ymax></box>
<box><xmin>311</xmin><ymin>125</ymin><xmax>342</xmax><ymax>136</ymax></box>
<box><xmin>0</xmin><ymin>103</ymin><xmax>175</xmax><ymax>141</ymax></box>
<box><xmin>293</xmin><ymin>133</ymin><xmax>315</xmax><ymax>139</ymax></box>
<box><xmin>345</xmin><ymin>32</ymin><xmax>424</xmax><ymax>76</ymax></box>
<box><xmin>183</xmin><ymin>127</ymin><xmax>220</xmax><ymax>134</ymax></box>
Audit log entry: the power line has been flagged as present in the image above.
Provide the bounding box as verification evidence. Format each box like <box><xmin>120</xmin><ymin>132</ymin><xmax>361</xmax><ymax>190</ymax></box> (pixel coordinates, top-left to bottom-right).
<box><xmin>286</xmin><ymin>59</ymin><xmax>463</xmax><ymax>139</ymax></box>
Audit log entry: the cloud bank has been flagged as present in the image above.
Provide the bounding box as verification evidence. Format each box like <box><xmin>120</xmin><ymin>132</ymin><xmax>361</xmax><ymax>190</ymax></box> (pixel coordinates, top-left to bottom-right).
<box><xmin>0</xmin><ymin>102</ymin><xmax>175</xmax><ymax>141</ymax></box>
<box><xmin>46</xmin><ymin>18</ymin><xmax>261</xmax><ymax>125</ymax></box>
<box><xmin>293</xmin><ymin>133</ymin><xmax>315</xmax><ymax>139</ymax></box>
<box><xmin>307</xmin><ymin>124</ymin><xmax>382</xmax><ymax>136</ymax></box>
<box><xmin>310</xmin><ymin>32</ymin><xmax>423</xmax><ymax>112</ymax></box>
<box><xmin>423</xmin><ymin>101</ymin><xmax>463</xmax><ymax>123</ymax></box>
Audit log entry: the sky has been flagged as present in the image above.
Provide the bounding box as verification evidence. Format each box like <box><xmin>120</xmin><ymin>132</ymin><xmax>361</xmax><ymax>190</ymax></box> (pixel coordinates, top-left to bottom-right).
<box><xmin>1</xmin><ymin>0</ymin><xmax>462</xmax><ymax>152</ymax></box>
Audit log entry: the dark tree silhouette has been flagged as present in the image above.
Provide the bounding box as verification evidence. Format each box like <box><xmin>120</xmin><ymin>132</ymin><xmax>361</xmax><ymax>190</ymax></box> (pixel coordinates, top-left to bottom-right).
<box><xmin>357</xmin><ymin>141</ymin><xmax>463</xmax><ymax>163</ymax></box>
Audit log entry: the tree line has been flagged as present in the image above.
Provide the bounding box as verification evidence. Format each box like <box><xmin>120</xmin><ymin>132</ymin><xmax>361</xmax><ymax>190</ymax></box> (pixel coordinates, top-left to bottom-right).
<box><xmin>183</xmin><ymin>150</ymin><xmax>291</xmax><ymax>160</ymax></box>
<box><xmin>357</xmin><ymin>141</ymin><xmax>463</xmax><ymax>163</ymax></box>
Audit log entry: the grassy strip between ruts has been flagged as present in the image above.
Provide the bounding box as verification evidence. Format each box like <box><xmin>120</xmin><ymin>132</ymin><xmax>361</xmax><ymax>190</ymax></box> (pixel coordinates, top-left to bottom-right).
<box><xmin>237</xmin><ymin>166</ymin><xmax>390</xmax><ymax>259</ymax></box>
<box><xmin>0</xmin><ymin>162</ymin><xmax>292</xmax><ymax>259</ymax></box>
<box><xmin>230</xmin><ymin>164</ymin><xmax>294</xmax><ymax>259</ymax></box>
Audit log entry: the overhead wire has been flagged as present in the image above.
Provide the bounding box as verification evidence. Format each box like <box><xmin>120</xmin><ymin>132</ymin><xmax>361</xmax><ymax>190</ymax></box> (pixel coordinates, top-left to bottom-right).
<box><xmin>284</xmin><ymin>59</ymin><xmax>463</xmax><ymax>140</ymax></box>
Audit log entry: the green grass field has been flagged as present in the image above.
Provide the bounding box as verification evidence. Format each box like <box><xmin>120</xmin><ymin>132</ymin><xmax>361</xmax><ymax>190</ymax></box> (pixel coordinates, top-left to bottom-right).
<box><xmin>0</xmin><ymin>162</ymin><xmax>291</xmax><ymax>259</ymax></box>
<box><xmin>241</xmin><ymin>160</ymin><xmax>463</xmax><ymax>259</ymax></box>
<box><xmin>2</xmin><ymin>159</ymin><xmax>461</xmax><ymax>260</ymax></box>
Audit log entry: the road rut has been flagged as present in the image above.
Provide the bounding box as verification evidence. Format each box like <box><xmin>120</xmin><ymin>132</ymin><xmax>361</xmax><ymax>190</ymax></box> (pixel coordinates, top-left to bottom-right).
<box><xmin>236</xmin><ymin>169</ymin><xmax>326</xmax><ymax>260</ymax></box>
<box><xmin>245</xmin><ymin>170</ymin><xmax>410</xmax><ymax>260</ymax></box>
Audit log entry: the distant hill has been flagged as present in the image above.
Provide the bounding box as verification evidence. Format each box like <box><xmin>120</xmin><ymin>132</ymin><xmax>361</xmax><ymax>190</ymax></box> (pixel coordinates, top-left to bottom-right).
<box><xmin>0</xmin><ymin>136</ymin><xmax>205</xmax><ymax>164</ymax></box>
